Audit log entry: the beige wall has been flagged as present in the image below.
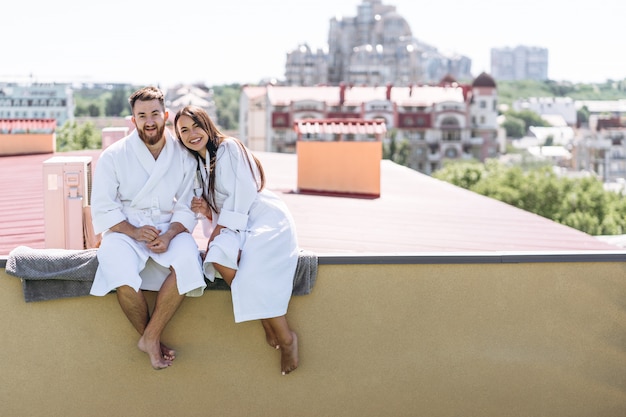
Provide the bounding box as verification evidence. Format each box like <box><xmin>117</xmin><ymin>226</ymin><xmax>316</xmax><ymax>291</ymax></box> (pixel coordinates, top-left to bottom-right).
<box><xmin>0</xmin><ymin>133</ymin><xmax>55</xmax><ymax>155</ymax></box>
<box><xmin>1</xmin><ymin>261</ymin><xmax>626</xmax><ymax>416</ymax></box>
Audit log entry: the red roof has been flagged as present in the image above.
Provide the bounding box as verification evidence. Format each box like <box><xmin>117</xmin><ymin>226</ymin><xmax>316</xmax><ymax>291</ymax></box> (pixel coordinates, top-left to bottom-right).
<box><xmin>0</xmin><ymin>149</ymin><xmax>621</xmax><ymax>257</ymax></box>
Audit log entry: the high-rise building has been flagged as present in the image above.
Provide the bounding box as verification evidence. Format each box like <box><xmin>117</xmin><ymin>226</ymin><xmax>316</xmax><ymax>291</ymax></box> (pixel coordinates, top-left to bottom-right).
<box><xmin>490</xmin><ymin>45</ymin><xmax>549</xmax><ymax>81</ymax></box>
<box><xmin>285</xmin><ymin>0</ymin><xmax>473</xmax><ymax>86</ymax></box>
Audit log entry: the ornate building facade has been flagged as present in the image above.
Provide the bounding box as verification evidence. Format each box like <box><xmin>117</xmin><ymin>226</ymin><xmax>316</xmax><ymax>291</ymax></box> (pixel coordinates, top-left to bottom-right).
<box><xmin>240</xmin><ymin>73</ymin><xmax>503</xmax><ymax>175</ymax></box>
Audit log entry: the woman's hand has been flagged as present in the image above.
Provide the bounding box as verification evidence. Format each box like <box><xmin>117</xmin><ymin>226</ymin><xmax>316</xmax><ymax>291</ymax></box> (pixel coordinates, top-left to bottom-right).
<box><xmin>191</xmin><ymin>196</ymin><xmax>212</xmax><ymax>220</ymax></box>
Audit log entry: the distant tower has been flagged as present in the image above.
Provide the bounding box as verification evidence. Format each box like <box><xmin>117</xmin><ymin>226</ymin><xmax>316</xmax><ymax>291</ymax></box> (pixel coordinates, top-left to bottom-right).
<box><xmin>285</xmin><ymin>0</ymin><xmax>473</xmax><ymax>86</ymax></box>
<box><xmin>469</xmin><ymin>72</ymin><xmax>501</xmax><ymax>159</ymax></box>
<box><xmin>285</xmin><ymin>44</ymin><xmax>328</xmax><ymax>86</ymax></box>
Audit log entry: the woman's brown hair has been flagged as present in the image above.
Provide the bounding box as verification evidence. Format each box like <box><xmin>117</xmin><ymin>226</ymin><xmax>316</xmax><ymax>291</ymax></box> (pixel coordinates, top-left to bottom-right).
<box><xmin>174</xmin><ymin>105</ymin><xmax>265</xmax><ymax>214</ymax></box>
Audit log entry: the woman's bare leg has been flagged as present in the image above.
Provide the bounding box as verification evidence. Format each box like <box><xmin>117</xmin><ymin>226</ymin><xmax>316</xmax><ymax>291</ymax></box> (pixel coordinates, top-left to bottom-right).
<box><xmin>261</xmin><ymin>319</ymin><xmax>280</xmax><ymax>349</ymax></box>
<box><xmin>213</xmin><ymin>262</ymin><xmax>299</xmax><ymax>374</ymax></box>
<box><xmin>265</xmin><ymin>315</ymin><xmax>299</xmax><ymax>375</ymax></box>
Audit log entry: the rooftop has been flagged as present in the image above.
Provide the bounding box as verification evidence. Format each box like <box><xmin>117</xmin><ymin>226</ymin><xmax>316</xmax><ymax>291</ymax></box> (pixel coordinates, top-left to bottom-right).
<box><xmin>0</xmin><ymin>148</ymin><xmax>620</xmax><ymax>257</ymax></box>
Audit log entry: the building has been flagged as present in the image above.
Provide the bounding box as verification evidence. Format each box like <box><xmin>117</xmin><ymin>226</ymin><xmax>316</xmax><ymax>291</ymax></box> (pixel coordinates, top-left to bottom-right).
<box><xmin>0</xmin><ymin>82</ymin><xmax>74</xmax><ymax>126</ymax></box>
<box><xmin>165</xmin><ymin>84</ymin><xmax>218</xmax><ymax>122</ymax></box>
<box><xmin>240</xmin><ymin>73</ymin><xmax>503</xmax><ymax>175</ymax></box>
<box><xmin>490</xmin><ymin>45</ymin><xmax>549</xmax><ymax>81</ymax></box>
<box><xmin>513</xmin><ymin>97</ymin><xmax>577</xmax><ymax>126</ymax></box>
<box><xmin>284</xmin><ymin>44</ymin><xmax>329</xmax><ymax>86</ymax></box>
<box><xmin>574</xmin><ymin>100</ymin><xmax>626</xmax><ymax>181</ymax></box>
<box><xmin>284</xmin><ymin>0</ymin><xmax>472</xmax><ymax>86</ymax></box>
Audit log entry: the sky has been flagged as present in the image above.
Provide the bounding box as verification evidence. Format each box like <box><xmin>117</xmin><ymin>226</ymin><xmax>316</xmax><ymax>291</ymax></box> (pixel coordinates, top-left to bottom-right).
<box><xmin>2</xmin><ymin>0</ymin><xmax>624</xmax><ymax>87</ymax></box>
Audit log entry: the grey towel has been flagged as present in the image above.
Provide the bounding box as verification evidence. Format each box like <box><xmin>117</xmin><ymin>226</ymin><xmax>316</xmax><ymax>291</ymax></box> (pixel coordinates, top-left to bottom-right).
<box><xmin>6</xmin><ymin>246</ymin><xmax>318</xmax><ymax>302</ymax></box>
<box><xmin>6</xmin><ymin>246</ymin><xmax>99</xmax><ymax>302</ymax></box>
<box><xmin>292</xmin><ymin>249</ymin><xmax>318</xmax><ymax>296</ymax></box>
<box><xmin>203</xmin><ymin>249</ymin><xmax>319</xmax><ymax>295</ymax></box>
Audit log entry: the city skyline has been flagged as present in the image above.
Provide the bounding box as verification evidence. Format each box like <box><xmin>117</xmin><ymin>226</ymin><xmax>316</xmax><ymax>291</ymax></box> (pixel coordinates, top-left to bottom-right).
<box><xmin>2</xmin><ymin>0</ymin><xmax>624</xmax><ymax>86</ymax></box>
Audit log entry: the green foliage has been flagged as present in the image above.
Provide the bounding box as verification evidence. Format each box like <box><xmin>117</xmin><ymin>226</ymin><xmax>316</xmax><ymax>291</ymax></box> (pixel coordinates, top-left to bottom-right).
<box><xmin>433</xmin><ymin>160</ymin><xmax>626</xmax><ymax>235</ymax></box>
<box><xmin>105</xmin><ymin>88</ymin><xmax>131</xmax><ymax>117</ymax></box>
<box><xmin>383</xmin><ymin>129</ymin><xmax>410</xmax><ymax>166</ymax></box>
<box><xmin>506</xmin><ymin>109</ymin><xmax>550</xmax><ymax>130</ymax></box>
<box><xmin>74</xmin><ymin>98</ymin><xmax>102</xmax><ymax>117</ymax></box>
<box><xmin>212</xmin><ymin>84</ymin><xmax>241</xmax><ymax>131</ymax></box>
<box><xmin>56</xmin><ymin>120</ymin><xmax>101</xmax><ymax>152</ymax></box>
<box><xmin>496</xmin><ymin>79</ymin><xmax>626</xmax><ymax>107</ymax></box>
<box><xmin>501</xmin><ymin>115</ymin><xmax>525</xmax><ymax>138</ymax></box>
<box><xmin>432</xmin><ymin>160</ymin><xmax>486</xmax><ymax>189</ymax></box>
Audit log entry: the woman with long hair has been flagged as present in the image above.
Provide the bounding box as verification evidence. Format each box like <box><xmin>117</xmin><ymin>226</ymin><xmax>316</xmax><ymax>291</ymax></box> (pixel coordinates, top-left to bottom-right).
<box><xmin>174</xmin><ymin>105</ymin><xmax>299</xmax><ymax>375</ymax></box>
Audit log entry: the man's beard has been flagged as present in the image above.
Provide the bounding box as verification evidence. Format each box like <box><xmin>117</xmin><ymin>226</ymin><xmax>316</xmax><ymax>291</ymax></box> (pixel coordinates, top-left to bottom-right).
<box><xmin>138</xmin><ymin>124</ymin><xmax>165</xmax><ymax>146</ymax></box>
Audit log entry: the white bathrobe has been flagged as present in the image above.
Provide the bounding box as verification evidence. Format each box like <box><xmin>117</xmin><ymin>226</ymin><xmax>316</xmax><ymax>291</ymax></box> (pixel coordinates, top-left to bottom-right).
<box><xmin>201</xmin><ymin>138</ymin><xmax>299</xmax><ymax>323</ymax></box>
<box><xmin>90</xmin><ymin>129</ymin><xmax>206</xmax><ymax>297</ymax></box>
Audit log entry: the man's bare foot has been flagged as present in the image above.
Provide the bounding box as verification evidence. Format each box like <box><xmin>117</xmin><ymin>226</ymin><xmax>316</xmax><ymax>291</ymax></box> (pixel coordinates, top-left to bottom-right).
<box><xmin>280</xmin><ymin>331</ymin><xmax>299</xmax><ymax>375</ymax></box>
<box><xmin>261</xmin><ymin>319</ymin><xmax>279</xmax><ymax>349</ymax></box>
<box><xmin>160</xmin><ymin>343</ymin><xmax>176</xmax><ymax>361</ymax></box>
<box><xmin>138</xmin><ymin>335</ymin><xmax>173</xmax><ymax>370</ymax></box>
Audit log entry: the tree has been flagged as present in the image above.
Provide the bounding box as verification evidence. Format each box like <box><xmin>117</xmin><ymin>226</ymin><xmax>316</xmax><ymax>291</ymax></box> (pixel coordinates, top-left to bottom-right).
<box><xmin>501</xmin><ymin>115</ymin><xmax>525</xmax><ymax>138</ymax></box>
<box><xmin>105</xmin><ymin>88</ymin><xmax>129</xmax><ymax>117</ymax></box>
<box><xmin>505</xmin><ymin>109</ymin><xmax>550</xmax><ymax>132</ymax></box>
<box><xmin>433</xmin><ymin>160</ymin><xmax>626</xmax><ymax>236</ymax></box>
<box><xmin>213</xmin><ymin>84</ymin><xmax>241</xmax><ymax>130</ymax></box>
<box><xmin>383</xmin><ymin>129</ymin><xmax>410</xmax><ymax>166</ymax></box>
<box><xmin>577</xmin><ymin>105</ymin><xmax>590</xmax><ymax>127</ymax></box>
<box><xmin>56</xmin><ymin>121</ymin><xmax>100</xmax><ymax>152</ymax></box>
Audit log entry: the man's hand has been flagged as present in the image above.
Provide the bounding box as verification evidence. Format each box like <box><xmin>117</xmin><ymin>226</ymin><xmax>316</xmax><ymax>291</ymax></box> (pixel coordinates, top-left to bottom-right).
<box><xmin>146</xmin><ymin>222</ymin><xmax>187</xmax><ymax>254</ymax></box>
<box><xmin>134</xmin><ymin>225</ymin><xmax>162</xmax><ymax>243</ymax></box>
<box><xmin>146</xmin><ymin>233</ymin><xmax>172</xmax><ymax>253</ymax></box>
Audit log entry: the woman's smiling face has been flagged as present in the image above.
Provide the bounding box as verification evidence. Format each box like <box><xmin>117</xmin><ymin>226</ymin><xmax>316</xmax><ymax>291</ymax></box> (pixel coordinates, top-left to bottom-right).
<box><xmin>176</xmin><ymin>114</ymin><xmax>208</xmax><ymax>156</ymax></box>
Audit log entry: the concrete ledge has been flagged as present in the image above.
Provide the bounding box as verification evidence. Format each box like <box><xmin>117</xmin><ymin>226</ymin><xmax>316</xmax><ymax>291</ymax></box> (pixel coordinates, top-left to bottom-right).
<box><xmin>2</xmin><ymin>256</ymin><xmax>626</xmax><ymax>416</ymax></box>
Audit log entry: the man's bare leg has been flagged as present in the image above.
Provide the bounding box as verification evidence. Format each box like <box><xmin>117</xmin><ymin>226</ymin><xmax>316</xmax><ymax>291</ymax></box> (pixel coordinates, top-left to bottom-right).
<box><xmin>265</xmin><ymin>315</ymin><xmax>299</xmax><ymax>375</ymax></box>
<box><xmin>137</xmin><ymin>269</ymin><xmax>185</xmax><ymax>369</ymax></box>
<box><xmin>116</xmin><ymin>285</ymin><xmax>175</xmax><ymax>361</ymax></box>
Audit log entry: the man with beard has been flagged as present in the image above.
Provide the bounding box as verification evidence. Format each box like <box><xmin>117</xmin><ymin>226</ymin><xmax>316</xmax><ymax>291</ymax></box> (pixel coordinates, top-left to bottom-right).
<box><xmin>90</xmin><ymin>86</ymin><xmax>206</xmax><ymax>369</ymax></box>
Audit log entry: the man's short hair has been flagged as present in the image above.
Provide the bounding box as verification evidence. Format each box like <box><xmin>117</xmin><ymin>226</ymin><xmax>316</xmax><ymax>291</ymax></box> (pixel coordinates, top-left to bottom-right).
<box><xmin>129</xmin><ymin>86</ymin><xmax>165</xmax><ymax>112</ymax></box>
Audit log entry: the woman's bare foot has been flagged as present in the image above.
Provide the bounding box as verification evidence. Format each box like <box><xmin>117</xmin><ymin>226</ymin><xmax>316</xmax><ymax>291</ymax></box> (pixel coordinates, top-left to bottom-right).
<box><xmin>261</xmin><ymin>319</ymin><xmax>279</xmax><ymax>349</ymax></box>
<box><xmin>138</xmin><ymin>335</ymin><xmax>173</xmax><ymax>370</ymax></box>
<box><xmin>280</xmin><ymin>331</ymin><xmax>299</xmax><ymax>375</ymax></box>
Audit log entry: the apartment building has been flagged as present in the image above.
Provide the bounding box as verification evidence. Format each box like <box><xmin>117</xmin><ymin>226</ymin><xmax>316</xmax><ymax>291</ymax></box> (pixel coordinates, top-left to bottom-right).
<box><xmin>490</xmin><ymin>45</ymin><xmax>549</xmax><ymax>81</ymax></box>
<box><xmin>574</xmin><ymin>99</ymin><xmax>626</xmax><ymax>181</ymax></box>
<box><xmin>0</xmin><ymin>82</ymin><xmax>73</xmax><ymax>126</ymax></box>
<box><xmin>513</xmin><ymin>97</ymin><xmax>577</xmax><ymax>126</ymax></box>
